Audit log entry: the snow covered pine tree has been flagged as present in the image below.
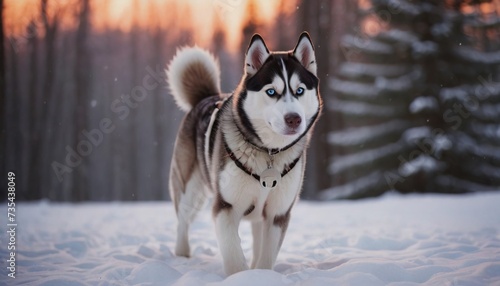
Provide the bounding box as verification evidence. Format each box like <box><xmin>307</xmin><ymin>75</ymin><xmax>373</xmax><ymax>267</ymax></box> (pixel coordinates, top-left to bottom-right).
<box><xmin>320</xmin><ymin>0</ymin><xmax>500</xmax><ymax>200</ymax></box>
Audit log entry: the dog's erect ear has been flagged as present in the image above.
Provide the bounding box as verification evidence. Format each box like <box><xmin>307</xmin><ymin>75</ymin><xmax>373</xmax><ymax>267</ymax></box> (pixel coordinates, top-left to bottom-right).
<box><xmin>293</xmin><ymin>32</ymin><xmax>317</xmax><ymax>76</ymax></box>
<box><xmin>245</xmin><ymin>34</ymin><xmax>270</xmax><ymax>76</ymax></box>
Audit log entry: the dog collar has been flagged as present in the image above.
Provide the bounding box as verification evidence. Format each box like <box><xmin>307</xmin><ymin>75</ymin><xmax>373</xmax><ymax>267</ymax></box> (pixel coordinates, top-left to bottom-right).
<box><xmin>223</xmin><ymin>139</ymin><xmax>300</xmax><ymax>188</ymax></box>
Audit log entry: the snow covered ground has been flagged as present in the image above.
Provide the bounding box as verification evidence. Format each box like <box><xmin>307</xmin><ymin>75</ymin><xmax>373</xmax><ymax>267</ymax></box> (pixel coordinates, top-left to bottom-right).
<box><xmin>1</xmin><ymin>192</ymin><xmax>500</xmax><ymax>286</ymax></box>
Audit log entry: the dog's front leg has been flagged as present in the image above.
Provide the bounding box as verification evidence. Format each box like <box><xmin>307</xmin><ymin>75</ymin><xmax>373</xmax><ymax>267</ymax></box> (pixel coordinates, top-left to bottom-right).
<box><xmin>250</xmin><ymin>221</ymin><xmax>263</xmax><ymax>269</ymax></box>
<box><xmin>255</xmin><ymin>211</ymin><xmax>291</xmax><ymax>270</ymax></box>
<box><xmin>214</xmin><ymin>209</ymin><xmax>248</xmax><ymax>275</ymax></box>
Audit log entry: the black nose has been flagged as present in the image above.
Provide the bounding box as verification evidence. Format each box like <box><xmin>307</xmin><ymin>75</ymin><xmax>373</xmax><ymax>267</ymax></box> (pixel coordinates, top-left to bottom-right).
<box><xmin>284</xmin><ymin>113</ymin><xmax>302</xmax><ymax>129</ymax></box>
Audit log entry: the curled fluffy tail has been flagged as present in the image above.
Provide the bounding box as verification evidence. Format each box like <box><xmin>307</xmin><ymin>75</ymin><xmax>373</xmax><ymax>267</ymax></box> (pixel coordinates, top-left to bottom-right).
<box><xmin>166</xmin><ymin>47</ymin><xmax>221</xmax><ymax>112</ymax></box>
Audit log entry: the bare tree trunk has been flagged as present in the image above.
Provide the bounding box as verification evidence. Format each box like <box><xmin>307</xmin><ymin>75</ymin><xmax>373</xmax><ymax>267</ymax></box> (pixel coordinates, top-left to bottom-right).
<box><xmin>274</xmin><ymin>0</ymin><xmax>292</xmax><ymax>50</ymax></box>
<box><xmin>40</xmin><ymin>0</ymin><xmax>59</xmax><ymax>199</ymax></box>
<box><xmin>73</xmin><ymin>0</ymin><xmax>91</xmax><ymax>201</ymax></box>
<box><xmin>6</xmin><ymin>37</ymin><xmax>27</xmax><ymax>198</ymax></box>
<box><xmin>41</xmin><ymin>0</ymin><xmax>58</xmax><ymax>108</ymax></box>
<box><xmin>240</xmin><ymin>0</ymin><xmax>260</xmax><ymax>57</ymax></box>
<box><xmin>104</xmin><ymin>35</ymin><xmax>120</xmax><ymax>201</ymax></box>
<box><xmin>152</xmin><ymin>26</ymin><xmax>166</xmax><ymax>200</ymax></box>
<box><xmin>329</xmin><ymin>0</ymin><xmax>354</xmax><ymax>188</ymax></box>
<box><xmin>47</xmin><ymin>31</ymin><xmax>72</xmax><ymax>200</ymax></box>
<box><xmin>0</xmin><ymin>0</ymin><xmax>6</xmax><ymax>195</ymax></box>
<box><xmin>299</xmin><ymin>0</ymin><xmax>333</xmax><ymax>198</ymax></box>
<box><xmin>27</xmin><ymin>20</ymin><xmax>42</xmax><ymax>200</ymax></box>
<box><xmin>127</xmin><ymin>0</ymin><xmax>140</xmax><ymax>201</ymax></box>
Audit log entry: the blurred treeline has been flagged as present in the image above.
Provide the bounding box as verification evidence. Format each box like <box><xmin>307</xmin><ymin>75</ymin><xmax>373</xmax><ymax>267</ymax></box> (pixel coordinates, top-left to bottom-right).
<box><xmin>1</xmin><ymin>0</ymin><xmax>499</xmax><ymax>201</ymax></box>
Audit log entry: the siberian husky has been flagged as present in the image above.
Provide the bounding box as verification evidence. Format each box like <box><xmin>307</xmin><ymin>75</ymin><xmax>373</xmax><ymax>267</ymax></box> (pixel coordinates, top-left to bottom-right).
<box><xmin>166</xmin><ymin>32</ymin><xmax>322</xmax><ymax>276</ymax></box>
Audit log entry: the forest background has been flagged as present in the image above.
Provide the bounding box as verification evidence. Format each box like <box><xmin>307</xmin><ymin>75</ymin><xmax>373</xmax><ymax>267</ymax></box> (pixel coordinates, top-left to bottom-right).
<box><xmin>1</xmin><ymin>0</ymin><xmax>500</xmax><ymax>201</ymax></box>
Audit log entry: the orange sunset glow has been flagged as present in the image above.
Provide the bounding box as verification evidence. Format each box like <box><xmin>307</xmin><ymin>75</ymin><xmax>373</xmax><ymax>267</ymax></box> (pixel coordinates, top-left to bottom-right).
<box><xmin>4</xmin><ymin>0</ymin><xmax>291</xmax><ymax>52</ymax></box>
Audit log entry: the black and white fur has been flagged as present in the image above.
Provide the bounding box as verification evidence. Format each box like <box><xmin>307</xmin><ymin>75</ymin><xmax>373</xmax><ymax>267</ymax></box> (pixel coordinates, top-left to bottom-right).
<box><xmin>166</xmin><ymin>32</ymin><xmax>322</xmax><ymax>276</ymax></box>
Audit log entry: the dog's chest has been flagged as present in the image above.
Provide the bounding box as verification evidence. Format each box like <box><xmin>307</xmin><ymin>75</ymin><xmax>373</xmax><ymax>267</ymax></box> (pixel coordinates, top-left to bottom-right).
<box><xmin>201</xmin><ymin>99</ymin><xmax>305</xmax><ymax>219</ymax></box>
<box><xmin>217</xmin><ymin>153</ymin><xmax>303</xmax><ymax>220</ymax></box>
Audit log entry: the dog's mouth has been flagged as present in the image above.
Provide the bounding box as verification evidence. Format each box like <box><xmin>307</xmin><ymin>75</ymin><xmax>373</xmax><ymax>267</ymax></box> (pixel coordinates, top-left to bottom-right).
<box><xmin>284</xmin><ymin>128</ymin><xmax>299</xmax><ymax>136</ymax></box>
<box><xmin>267</xmin><ymin>121</ymin><xmax>302</xmax><ymax>136</ymax></box>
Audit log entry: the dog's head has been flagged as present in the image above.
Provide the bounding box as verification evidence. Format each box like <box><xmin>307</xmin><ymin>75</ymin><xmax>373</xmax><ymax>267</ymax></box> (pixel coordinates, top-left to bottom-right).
<box><xmin>235</xmin><ymin>32</ymin><xmax>322</xmax><ymax>149</ymax></box>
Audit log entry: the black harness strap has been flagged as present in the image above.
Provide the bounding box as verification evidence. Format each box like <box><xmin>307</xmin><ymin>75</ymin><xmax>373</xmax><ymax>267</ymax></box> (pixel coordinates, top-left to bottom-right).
<box><xmin>214</xmin><ymin>94</ymin><xmax>305</xmax><ymax>184</ymax></box>
<box><xmin>223</xmin><ymin>139</ymin><xmax>301</xmax><ymax>183</ymax></box>
<box><xmin>224</xmin><ymin>140</ymin><xmax>260</xmax><ymax>181</ymax></box>
<box><xmin>281</xmin><ymin>156</ymin><xmax>301</xmax><ymax>177</ymax></box>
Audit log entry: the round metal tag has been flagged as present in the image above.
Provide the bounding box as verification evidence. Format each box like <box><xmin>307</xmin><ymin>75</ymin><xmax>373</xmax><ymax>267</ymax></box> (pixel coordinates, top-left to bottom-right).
<box><xmin>260</xmin><ymin>168</ymin><xmax>281</xmax><ymax>190</ymax></box>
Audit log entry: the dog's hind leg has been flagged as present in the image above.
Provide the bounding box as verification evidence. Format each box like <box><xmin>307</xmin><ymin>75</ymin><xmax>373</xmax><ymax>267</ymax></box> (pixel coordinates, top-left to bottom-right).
<box><xmin>171</xmin><ymin>163</ymin><xmax>207</xmax><ymax>257</ymax></box>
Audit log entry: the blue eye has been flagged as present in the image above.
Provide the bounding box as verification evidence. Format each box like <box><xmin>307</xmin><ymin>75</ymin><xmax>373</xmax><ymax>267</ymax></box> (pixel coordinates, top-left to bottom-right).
<box><xmin>296</xmin><ymin>87</ymin><xmax>305</xmax><ymax>95</ymax></box>
<box><xmin>266</xmin><ymin>89</ymin><xmax>276</xmax><ymax>97</ymax></box>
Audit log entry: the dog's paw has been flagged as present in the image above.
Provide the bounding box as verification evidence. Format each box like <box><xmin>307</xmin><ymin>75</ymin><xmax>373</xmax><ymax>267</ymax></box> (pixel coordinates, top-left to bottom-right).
<box><xmin>224</xmin><ymin>260</ymin><xmax>249</xmax><ymax>276</ymax></box>
<box><xmin>175</xmin><ymin>242</ymin><xmax>190</xmax><ymax>257</ymax></box>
